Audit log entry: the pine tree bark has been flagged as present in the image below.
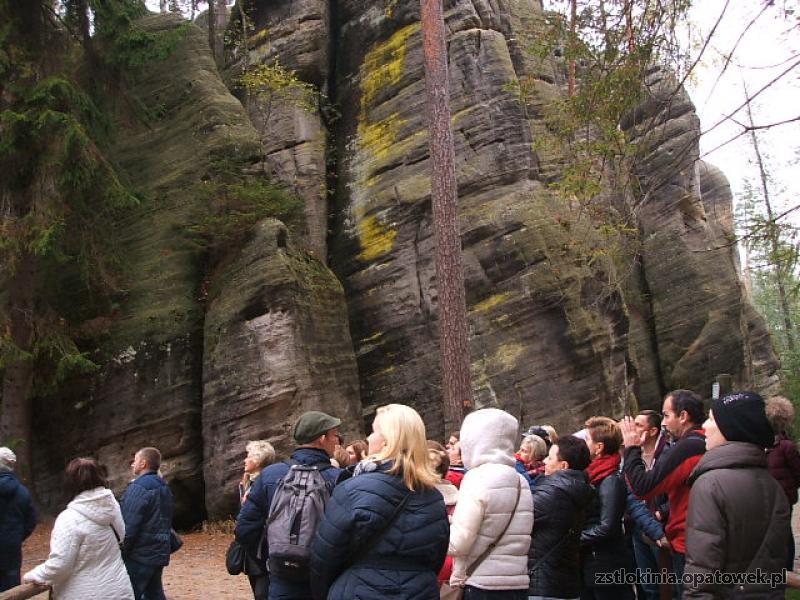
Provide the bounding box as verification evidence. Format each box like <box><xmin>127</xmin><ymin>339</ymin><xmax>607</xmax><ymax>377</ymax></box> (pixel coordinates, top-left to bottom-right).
<box><xmin>213</xmin><ymin>0</ymin><xmax>228</xmax><ymax>65</ymax></box>
<box><xmin>419</xmin><ymin>0</ymin><xmax>473</xmax><ymax>432</ymax></box>
<box><xmin>1</xmin><ymin>252</ymin><xmax>36</xmax><ymax>485</ymax></box>
<box><xmin>207</xmin><ymin>0</ymin><xmax>216</xmax><ymax>62</ymax></box>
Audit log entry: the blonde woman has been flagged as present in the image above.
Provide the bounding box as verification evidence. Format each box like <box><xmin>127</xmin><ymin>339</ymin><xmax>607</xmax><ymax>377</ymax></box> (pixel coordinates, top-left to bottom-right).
<box><xmin>239</xmin><ymin>440</ymin><xmax>275</xmax><ymax>600</ymax></box>
<box><xmin>310</xmin><ymin>404</ymin><xmax>449</xmax><ymax>599</ymax></box>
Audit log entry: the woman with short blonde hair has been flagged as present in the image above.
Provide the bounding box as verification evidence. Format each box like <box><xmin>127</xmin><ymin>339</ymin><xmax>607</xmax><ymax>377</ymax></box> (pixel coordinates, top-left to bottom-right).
<box><xmin>240</xmin><ymin>440</ymin><xmax>276</xmax><ymax>503</ymax></box>
<box><xmin>238</xmin><ymin>439</ymin><xmax>275</xmax><ymax>599</ymax></box>
<box><xmin>311</xmin><ymin>404</ymin><xmax>449</xmax><ymax>599</ymax></box>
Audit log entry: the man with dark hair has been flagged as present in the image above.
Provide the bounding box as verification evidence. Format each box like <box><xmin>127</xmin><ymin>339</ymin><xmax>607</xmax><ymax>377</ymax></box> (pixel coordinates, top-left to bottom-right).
<box><xmin>630</xmin><ymin>410</ymin><xmax>669</xmax><ymax>600</ymax></box>
<box><xmin>120</xmin><ymin>446</ymin><xmax>174</xmax><ymax>600</ymax></box>
<box><xmin>0</xmin><ymin>447</ymin><xmax>36</xmax><ymax>592</ymax></box>
<box><xmin>236</xmin><ymin>411</ymin><xmax>343</xmax><ymax>600</ymax></box>
<box><xmin>634</xmin><ymin>409</ymin><xmax>668</xmax><ymax>470</ymax></box>
<box><xmin>527</xmin><ymin>435</ymin><xmax>594</xmax><ymax>599</ymax></box>
<box><xmin>622</xmin><ymin>390</ymin><xmax>706</xmax><ymax>584</ymax></box>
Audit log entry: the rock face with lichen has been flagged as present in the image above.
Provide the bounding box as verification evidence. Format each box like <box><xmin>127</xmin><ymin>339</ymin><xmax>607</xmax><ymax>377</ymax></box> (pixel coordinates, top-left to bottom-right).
<box><xmin>22</xmin><ymin>1</ymin><xmax>780</xmax><ymax>523</ymax></box>
<box><xmin>29</xmin><ymin>14</ymin><xmax>362</xmax><ymax>522</ymax></box>
<box><xmin>201</xmin><ymin>220</ymin><xmax>362</xmax><ymax>517</ymax></box>
<box><xmin>328</xmin><ymin>0</ymin><xmax>637</xmax><ymax>438</ymax></box>
<box><xmin>619</xmin><ymin>67</ymin><xmax>780</xmax><ymax>404</ymax></box>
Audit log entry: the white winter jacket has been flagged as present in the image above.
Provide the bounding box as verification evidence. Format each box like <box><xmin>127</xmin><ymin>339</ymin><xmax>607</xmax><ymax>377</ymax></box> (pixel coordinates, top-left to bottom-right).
<box><xmin>448</xmin><ymin>408</ymin><xmax>533</xmax><ymax>590</ymax></box>
<box><xmin>24</xmin><ymin>487</ymin><xmax>134</xmax><ymax>599</ymax></box>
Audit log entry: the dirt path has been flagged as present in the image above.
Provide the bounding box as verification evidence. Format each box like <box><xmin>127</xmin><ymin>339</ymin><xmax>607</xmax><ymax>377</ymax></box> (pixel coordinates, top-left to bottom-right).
<box><xmin>22</xmin><ymin>522</ymin><xmax>252</xmax><ymax>599</ymax></box>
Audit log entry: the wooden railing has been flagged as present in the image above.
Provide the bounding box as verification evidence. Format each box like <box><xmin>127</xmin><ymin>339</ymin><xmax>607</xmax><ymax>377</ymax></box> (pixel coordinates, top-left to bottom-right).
<box><xmin>0</xmin><ymin>583</ymin><xmax>50</xmax><ymax>600</ymax></box>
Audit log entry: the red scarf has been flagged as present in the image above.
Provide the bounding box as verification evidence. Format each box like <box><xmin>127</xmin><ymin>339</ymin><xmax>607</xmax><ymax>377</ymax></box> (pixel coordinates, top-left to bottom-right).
<box><xmin>585</xmin><ymin>452</ymin><xmax>620</xmax><ymax>485</ymax></box>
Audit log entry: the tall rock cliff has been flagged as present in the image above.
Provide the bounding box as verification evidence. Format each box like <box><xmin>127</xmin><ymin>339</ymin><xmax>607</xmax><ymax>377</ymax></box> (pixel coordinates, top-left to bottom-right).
<box><xmin>21</xmin><ymin>1</ymin><xmax>779</xmax><ymax>521</ymax></box>
<box><xmin>30</xmin><ymin>14</ymin><xmax>362</xmax><ymax>521</ymax></box>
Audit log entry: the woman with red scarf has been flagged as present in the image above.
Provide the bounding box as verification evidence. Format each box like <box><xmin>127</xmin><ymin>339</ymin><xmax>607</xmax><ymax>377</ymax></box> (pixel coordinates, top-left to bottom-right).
<box><xmin>579</xmin><ymin>417</ymin><xmax>635</xmax><ymax>600</ymax></box>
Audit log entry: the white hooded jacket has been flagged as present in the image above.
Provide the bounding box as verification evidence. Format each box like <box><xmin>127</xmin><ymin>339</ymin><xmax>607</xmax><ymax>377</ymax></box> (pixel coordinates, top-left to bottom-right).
<box><xmin>448</xmin><ymin>408</ymin><xmax>533</xmax><ymax>590</ymax></box>
<box><xmin>24</xmin><ymin>487</ymin><xmax>134</xmax><ymax>599</ymax></box>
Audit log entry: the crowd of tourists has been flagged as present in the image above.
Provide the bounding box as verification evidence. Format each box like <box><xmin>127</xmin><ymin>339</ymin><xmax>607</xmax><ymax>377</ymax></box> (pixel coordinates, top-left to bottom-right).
<box><xmin>1</xmin><ymin>388</ymin><xmax>799</xmax><ymax>599</ymax></box>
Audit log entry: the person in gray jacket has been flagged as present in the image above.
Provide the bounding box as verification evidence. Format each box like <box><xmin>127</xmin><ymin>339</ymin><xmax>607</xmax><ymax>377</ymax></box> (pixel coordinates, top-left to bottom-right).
<box><xmin>684</xmin><ymin>391</ymin><xmax>789</xmax><ymax>599</ymax></box>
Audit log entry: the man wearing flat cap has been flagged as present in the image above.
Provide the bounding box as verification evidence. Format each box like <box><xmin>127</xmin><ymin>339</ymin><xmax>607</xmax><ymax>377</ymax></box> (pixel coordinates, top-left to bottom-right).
<box><xmin>235</xmin><ymin>411</ymin><xmax>342</xmax><ymax>599</ymax></box>
<box><xmin>684</xmin><ymin>391</ymin><xmax>789</xmax><ymax>598</ymax></box>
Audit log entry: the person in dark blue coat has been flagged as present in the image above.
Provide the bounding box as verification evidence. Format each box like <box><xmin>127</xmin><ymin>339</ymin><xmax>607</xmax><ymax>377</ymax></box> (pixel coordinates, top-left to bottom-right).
<box><xmin>0</xmin><ymin>447</ymin><xmax>37</xmax><ymax>592</ymax></box>
<box><xmin>120</xmin><ymin>447</ymin><xmax>175</xmax><ymax>600</ymax></box>
<box><xmin>235</xmin><ymin>411</ymin><xmax>343</xmax><ymax>600</ymax></box>
<box><xmin>310</xmin><ymin>404</ymin><xmax>448</xmax><ymax>600</ymax></box>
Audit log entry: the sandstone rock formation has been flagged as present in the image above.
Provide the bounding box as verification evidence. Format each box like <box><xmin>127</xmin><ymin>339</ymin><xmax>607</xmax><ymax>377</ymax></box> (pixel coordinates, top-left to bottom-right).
<box><xmin>620</xmin><ymin>67</ymin><xmax>780</xmax><ymax>405</ymax></box>
<box><xmin>22</xmin><ymin>0</ymin><xmax>780</xmax><ymax>523</ymax></box>
<box><xmin>226</xmin><ymin>0</ymin><xmax>331</xmax><ymax>261</ymax></box>
<box><xmin>30</xmin><ymin>14</ymin><xmax>361</xmax><ymax>522</ymax></box>
<box><xmin>202</xmin><ymin>220</ymin><xmax>362</xmax><ymax>517</ymax></box>
<box><xmin>330</xmin><ymin>0</ymin><xmax>635</xmax><ymax>438</ymax></box>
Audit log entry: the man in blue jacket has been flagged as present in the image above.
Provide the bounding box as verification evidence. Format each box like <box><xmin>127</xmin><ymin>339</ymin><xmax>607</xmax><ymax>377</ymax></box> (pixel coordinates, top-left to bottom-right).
<box><xmin>120</xmin><ymin>446</ymin><xmax>174</xmax><ymax>600</ymax></box>
<box><xmin>0</xmin><ymin>447</ymin><xmax>36</xmax><ymax>592</ymax></box>
<box><xmin>236</xmin><ymin>411</ymin><xmax>343</xmax><ymax>600</ymax></box>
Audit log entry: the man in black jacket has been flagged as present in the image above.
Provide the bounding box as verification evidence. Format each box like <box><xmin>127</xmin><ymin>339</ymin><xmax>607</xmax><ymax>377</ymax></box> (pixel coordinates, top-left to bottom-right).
<box><xmin>528</xmin><ymin>435</ymin><xmax>594</xmax><ymax>599</ymax></box>
<box><xmin>120</xmin><ymin>446</ymin><xmax>174</xmax><ymax>600</ymax></box>
<box><xmin>0</xmin><ymin>447</ymin><xmax>36</xmax><ymax>592</ymax></box>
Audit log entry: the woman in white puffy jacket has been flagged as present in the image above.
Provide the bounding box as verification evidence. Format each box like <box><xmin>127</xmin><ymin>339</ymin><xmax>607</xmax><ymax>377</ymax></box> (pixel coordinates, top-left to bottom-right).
<box><xmin>448</xmin><ymin>408</ymin><xmax>534</xmax><ymax>600</ymax></box>
<box><xmin>23</xmin><ymin>458</ymin><xmax>134</xmax><ymax>599</ymax></box>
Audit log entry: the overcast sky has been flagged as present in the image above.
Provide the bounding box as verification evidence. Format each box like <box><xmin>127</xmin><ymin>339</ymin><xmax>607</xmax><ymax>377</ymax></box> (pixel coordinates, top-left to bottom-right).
<box><xmin>687</xmin><ymin>1</ymin><xmax>800</xmax><ymax>223</ymax></box>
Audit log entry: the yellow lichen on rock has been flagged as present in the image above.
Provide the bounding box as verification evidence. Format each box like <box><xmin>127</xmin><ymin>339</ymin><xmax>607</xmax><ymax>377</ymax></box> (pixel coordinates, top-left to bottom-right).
<box><xmin>356</xmin><ymin>214</ymin><xmax>397</xmax><ymax>262</ymax></box>
<box><xmin>360</xmin><ymin>22</ymin><xmax>419</xmax><ymax>111</ymax></box>
<box><xmin>472</xmin><ymin>292</ymin><xmax>514</xmax><ymax>314</ymax></box>
<box><xmin>357</xmin><ymin>113</ymin><xmax>406</xmax><ymax>161</ymax></box>
<box><xmin>352</xmin><ymin>23</ymin><xmax>420</xmax><ymax>262</ymax></box>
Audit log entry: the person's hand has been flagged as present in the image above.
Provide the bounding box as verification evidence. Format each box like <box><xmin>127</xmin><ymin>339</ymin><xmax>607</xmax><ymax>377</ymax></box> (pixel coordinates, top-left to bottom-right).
<box><xmin>621</xmin><ymin>416</ymin><xmax>645</xmax><ymax>448</ymax></box>
<box><xmin>655</xmin><ymin>510</ymin><xmax>663</xmax><ymax>521</ymax></box>
<box><xmin>656</xmin><ymin>536</ymin><xmax>671</xmax><ymax>550</ymax></box>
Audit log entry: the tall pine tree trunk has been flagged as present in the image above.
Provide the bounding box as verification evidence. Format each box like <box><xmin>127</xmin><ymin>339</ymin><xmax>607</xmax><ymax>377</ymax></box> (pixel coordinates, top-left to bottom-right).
<box><xmin>1</xmin><ymin>252</ymin><xmax>36</xmax><ymax>485</ymax></box>
<box><xmin>420</xmin><ymin>0</ymin><xmax>473</xmax><ymax>432</ymax></box>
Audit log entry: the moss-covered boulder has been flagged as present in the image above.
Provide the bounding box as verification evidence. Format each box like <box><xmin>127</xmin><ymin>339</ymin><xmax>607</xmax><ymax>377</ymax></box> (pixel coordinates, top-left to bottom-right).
<box><xmin>31</xmin><ymin>13</ymin><xmax>361</xmax><ymax>524</ymax></box>
<box><xmin>201</xmin><ymin>220</ymin><xmax>362</xmax><ymax>518</ymax></box>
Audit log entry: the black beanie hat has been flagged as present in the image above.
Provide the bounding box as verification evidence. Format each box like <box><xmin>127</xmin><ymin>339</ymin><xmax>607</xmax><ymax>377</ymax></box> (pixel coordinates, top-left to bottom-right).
<box><xmin>712</xmin><ymin>391</ymin><xmax>774</xmax><ymax>448</ymax></box>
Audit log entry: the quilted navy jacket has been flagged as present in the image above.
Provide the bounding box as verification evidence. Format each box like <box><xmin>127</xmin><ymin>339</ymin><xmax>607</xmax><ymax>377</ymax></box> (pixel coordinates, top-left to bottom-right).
<box><xmin>119</xmin><ymin>471</ymin><xmax>174</xmax><ymax>566</ymax></box>
<box><xmin>0</xmin><ymin>471</ymin><xmax>36</xmax><ymax>570</ymax></box>
<box><xmin>309</xmin><ymin>462</ymin><xmax>449</xmax><ymax>600</ymax></box>
<box><xmin>235</xmin><ymin>447</ymin><xmax>341</xmax><ymax>600</ymax></box>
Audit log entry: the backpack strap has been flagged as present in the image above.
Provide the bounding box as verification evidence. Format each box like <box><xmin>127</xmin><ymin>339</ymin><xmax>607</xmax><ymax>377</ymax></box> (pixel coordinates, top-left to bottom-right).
<box><xmin>284</xmin><ymin>457</ymin><xmax>333</xmax><ymax>472</ymax></box>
